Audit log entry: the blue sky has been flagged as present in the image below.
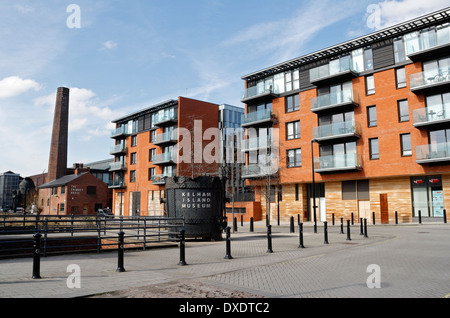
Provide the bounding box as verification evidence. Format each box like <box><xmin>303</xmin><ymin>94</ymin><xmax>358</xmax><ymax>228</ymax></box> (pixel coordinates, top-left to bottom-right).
<box><xmin>0</xmin><ymin>0</ymin><xmax>448</xmax><ymax>177</ymax></box>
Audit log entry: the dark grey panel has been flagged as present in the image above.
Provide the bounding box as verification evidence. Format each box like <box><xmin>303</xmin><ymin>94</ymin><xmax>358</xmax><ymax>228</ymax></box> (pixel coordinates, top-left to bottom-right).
<box><xmin>372</xmin><ymin>39</ymin><xmax>395</xmax><ymax>70</ymax></box>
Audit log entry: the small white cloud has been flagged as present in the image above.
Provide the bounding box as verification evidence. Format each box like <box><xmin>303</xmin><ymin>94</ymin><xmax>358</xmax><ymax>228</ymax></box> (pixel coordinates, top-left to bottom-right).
<box><xmin>102</xmin><ymin>40</ymin><xmax>118</xmax><ymax>50</ymax></box>
<box><xmin>0</xmin><ymin>76</ymin><xmax>41</xmax><ymax>99</ymax></box>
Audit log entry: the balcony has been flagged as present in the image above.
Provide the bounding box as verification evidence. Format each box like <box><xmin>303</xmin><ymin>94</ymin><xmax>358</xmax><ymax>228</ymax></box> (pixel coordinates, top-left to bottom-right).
<box><xmin>111</xmin><ymin>126</ymin><xmax>130</xmax><ymax>139</ymax></box>
<box><xmin>153</xmin><ymin>131</ymin><xmax>178</xmax><ymax>145</ymax></box>
<box><xmin>416</xmin><ymin>142</ymin><xmax>450</xmax><ymax>164</ymax></box>
<box><xmin>150</xmin><ymin>174</ymin><xmax>175</xmax><ymax>185</ymax></box>
<box><xmin>110</xmin><ymin>144</ymin><xmax>128</xmax><ymax>155</ymax></box>
<box><xmin>153</xmin><ymin>152</ymin><xmax>177</xmax><ymax>165</ymax></box>
<box><xmin>312</xmin><ymin>121</ymin><xmax>361</xmax><ymax>142</ymax></box>
<box><xmin>241</xmin><ymin>137</ymin><xmax>272</xmax><ymax>152</ymax></box>
<box><xmin>241</xmin><ymin>85</ymin><xmax>280</xmax><ymax>104</ymax></box>
<box><xmin>311</xmin><ymin>89</ymin><xmax>359</xmax><ymax>113</ymax></box>
<box><xmin>109</xmin><ymin>162</ymin><xmax>127</xmax><ymax>172</ymax></box>
<box><xmin>309</xmin><ymin>60</ymin><xmax>359</xmax><ymax>86</ymax></box>
<box><xmin>410</xmin><ymin>68</ymin><xmax>450</xmax><ymax>94</ymax></box>
<box><xmin>407</xmin><ymin>31</ymin><xmax>450</xmax><ymax>62</ymax></box>
<box><xmin>242</xmin><ymin>164</ymin><xmax>278</xmax><ymax>179</ymax></box>
<box><xmin>314</xmin><ymin>153</ymin><xmax>363</xmax><ymax>173</ymax></box>
<box><xmin>153</xmin><ymin>114</ymin><xmax>178</xmax><ymax>127</ymax></box>
<box><xmin>108</xmin><ymin>180</ymin><xmax>126</xmax><ymax>189</ymax></box>
<box><xmin>241</xmin><ymin>109</ymin><xmax>275</xmax><ymax>127</ymax></box>
<box><xmin>413</xmin><ymin>104</ymin><xmax>450</xmax><ymax>128</ymax></box>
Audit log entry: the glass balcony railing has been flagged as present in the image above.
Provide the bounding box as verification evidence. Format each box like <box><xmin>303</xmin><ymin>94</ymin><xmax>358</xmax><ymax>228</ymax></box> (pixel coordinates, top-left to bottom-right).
<box><xmin>242</xmin><ymin>164</ymin><xmax>277</xmax><ymax>178</ymax></box>
<box><xmin>416</xmin><ymin>142</ymin><xmax>450</xmax><ymax>163</ymax></box>
<box><xmin>108</xmin><ymin>180</ymin><xmax>126</xmax><ymax>188</ymax></box>
<box><xmin>310</xmin><ymin>59</ymin><xmax>358</xmax><ymax>83</ymax></box>
<box><xmin>110</xmin><ymin>144</ymin><xmax>127</xmax><ymax>155</ymax></box>
<box><xmin>150</xmin><ymin>174</ymin><xmax>175</xmax><ymax>185</ymax></box>
<box><xmin>153</xmin><ymin>131</ymin><xmax>177</xmax><ymax>144</ymax></box>
<box><xmin>406</xmin><ymin>27</ymin><xmax>450</xmax><ymax>60</ymax></box>
<box><xmin>410</xmin><ymin>67</ymin><xmax>450</xmax><ymax>92</ymax></box>
<box><xmin>242</xmin><ymin>137</ymin><xmax>272</xmax><ymax>151</ymax></box>
<box><xmin>241</xmin><ymin>84</ymin><xmax>280</xmax><ymax>102</ymax></box>
<box><xmin>413</xmin><ymin>103</ymin><xmax>450</xmax><ymax>126</ymax></box>
<box><xmin>312</xmin><ymin>121</ymin><xmax>361</xmax><ymax>141</ymax></box>
<box><xmin>241</xmin><ymin>109</ymin><xmax>274</xmax><ymax>126</ymax></box>
<box><xmin>109</xmin><ymin>162</ymin><xmax>127</xmax><ymax>171</ymax></box>
<box><xmin>111</xmin><ymin>126</ymin><xmax>129</xmax><ymax>138</ymax></box>
<box><xmin>311</xmin><ymin>89</ymin><xmax>359</xmax><ymax>112</ymax></box>
<box><xmin>153</xmin><ymin>152</ymin><xmax>177</xmax><ymax>164</ymax></box>
<box><xmin>153</xmin><ymin>113</ymin><xmax>178</xmax><ymax>126</ymax></box>
<box><xmin>314</xmin><ymin>153</ymin><xmax>363</xmax><ymax>172</ymax></box>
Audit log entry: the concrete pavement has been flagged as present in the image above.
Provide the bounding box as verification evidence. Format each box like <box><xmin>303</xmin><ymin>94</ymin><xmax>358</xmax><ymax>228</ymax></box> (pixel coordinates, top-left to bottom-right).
<box><xmin>0</xmin><ymin>221</ymin><xmax>449</xmax><ymax>298</ymax></box>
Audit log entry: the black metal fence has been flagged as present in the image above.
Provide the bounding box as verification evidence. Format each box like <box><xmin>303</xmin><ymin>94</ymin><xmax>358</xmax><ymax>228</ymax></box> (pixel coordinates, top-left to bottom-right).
<box><xmin>0</xmin><ymin>214</ymin><xmax>184</xmax><ymax>259</ymax></box>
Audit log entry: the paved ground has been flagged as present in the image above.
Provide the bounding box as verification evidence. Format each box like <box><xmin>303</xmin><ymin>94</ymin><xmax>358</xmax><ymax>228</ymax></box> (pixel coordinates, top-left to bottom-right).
<box><xmin>1</xmin><ymin>221</ymin><xmax>449</xmax><ymax>301</ymax></box>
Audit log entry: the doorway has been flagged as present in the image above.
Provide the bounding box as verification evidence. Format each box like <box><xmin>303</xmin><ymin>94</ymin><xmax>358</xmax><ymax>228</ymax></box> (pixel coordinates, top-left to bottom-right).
<box><xmin>380</xmin><ymin>193</ymin><xmax>389</xmax><ymax>224</ymax></box>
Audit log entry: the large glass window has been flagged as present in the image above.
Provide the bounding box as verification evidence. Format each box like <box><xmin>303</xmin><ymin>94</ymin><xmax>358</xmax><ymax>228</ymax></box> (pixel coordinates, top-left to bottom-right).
<box><xmin>411</xmin><ymin>176</ymin><xmax>444</xmax><ymax>218</ymax></box>
<box><xmin>369</xmin><ymin>138</ymin><xmax>379</xmax><ymax>160</ymax></box>
<box><xmin>366</xmin><ymin>75</ymin><xmax>375</xmax><ymax>95</ymax></box>
<box><xmin>396</xmin><ymin>67</ymin><xmax>407</xmax><ymax>88</ymax></box>
<box><xmin>286</xmin><ymin>121</ymin><xmax>300</xmax><ymax>140</ymax></box>
<box><xmin>287</xmin><ymin>148</ymin><xmax>302</xmax><ymax>167</ymax></box>
<box><xmin>367</xmin><ymin>106</ymin><xmax>377</xmax><ymax>127</ymax></box>
<box><xmin>398</xmin><ymin>99</ymin><xmax>409</xmax><ymax>122</ymax></box>
<box><xmin>394</xmin><ymin>37</ymin><xmax>406</xmax><ymax>63</ymax></box>
<box><xmin>285</xmin><ymin>94</ymin><xmax>300</xmax><ymax>113</ymax></box>
<box><xmin>401</xmin><ymin>133</ymin><xmax>412</xmax><ymax>156</ymax></box>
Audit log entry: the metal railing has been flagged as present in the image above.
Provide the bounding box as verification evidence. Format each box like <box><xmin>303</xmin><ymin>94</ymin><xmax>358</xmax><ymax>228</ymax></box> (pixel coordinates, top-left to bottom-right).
<box><xmin>0</xmin><ymin>214</ymin><xmax>184</xmax><ymax>259</ymax></box>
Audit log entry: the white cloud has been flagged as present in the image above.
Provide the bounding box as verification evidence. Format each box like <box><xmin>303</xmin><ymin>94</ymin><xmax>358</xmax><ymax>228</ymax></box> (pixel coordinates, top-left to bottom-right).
<box><xmin>374</xmin><ymin>0</ymin><xmax>449</xmax><ymax>30</ymax></box>
<box><xmin>0</xmin><ymin>76</ymin><xmax>41</xmax><ymax>99</ymax></box>
<box><xmin>102</xmin><ymin>40</ymin><xmax>118</xmax><ymax>50</ymax></box>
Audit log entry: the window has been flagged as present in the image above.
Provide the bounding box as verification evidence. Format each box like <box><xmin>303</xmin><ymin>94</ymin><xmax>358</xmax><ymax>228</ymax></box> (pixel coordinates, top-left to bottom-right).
<box><xmin>285</xmin><ymin>94</ymin><xmax>300</xmax><ymax>113</ymax></box>
<box><xmin>61</xmin><ymin>186</ymin><xmax>65</xmax><ymax>195</ymax></box>
<box><xmin>286</xmin><ymin>121</ymin><xmax>300</xmax><ymax>140</ymax></box>
<box><xmin>130</xmin><ymin>170</ymin><xmax>136</xmax><ymax>183</ymax></box>
<box><xmin>87</xmin><ymin>186</ymin><xmax>96</xmax><ymax>195</ymax></box>
<box><xmin>285</xmin><ymin>69</ymin><xmax>299</xmax><ymax>92</ymax></box>
<box><xmin>401</xmin><ymin>133</ymin><xmax>412</xmax><ymax>156</ymax></box>
<box><xmin>150</xmin><ymin>130</ymin><xmax>156</xmax><ymax>143</ymax></box>
<box><xmin>393</xmin><ymin>37</ymin><xmax>406</xmax><ymax>63</ymax></box>
<box><xmin>60</xmin><ymin>203</ymin><xmax>65</xmax><ymax>213</ymax></box>
<box><xmin>369</xmin><ymin>138</ymin><xmax>379</xmax><ymax>160</ymax></box>
<box><xmin>149</xmin><ymin>148</ymin><xmax>156</xmax><ymax>162</ymax></box>
<box><xmin>148</xmin><ymin>167</ymin><xmax>155</xmax><ymax>181</ymax></box>
<box><xmin>364</xmin><ymin>48</ymin><xmax>373</xmax><ymax>70</ymax></box>
<box><xmin>398</xmin><ymin>100</ymin><xmax>409</xmax><ymax>122</ymax></box>
<box><xmin>396</xmin><ymin>67</ymin><xmax>407</xmax><ymax>88</ymax></box>
<box><xmin>131</xmin><ymin>135</ymin><xmax>137</xmax><ymax>147</ymax></box>
<box><xmin>131</xmin><ymin>152</ymin><xmax>137</xmax><ymax>165</ymax></box>
<box><xmin>367</xmin><ymin>106</ymin><xmax>377</xmax><ymax>127</ymax></box>
<box><xmin>342</xmin><ymin>180</ymin><xmax>369</xmax><ymax>200</ymax></box>
<box><xmin>287</xmin><ymin>148</ymin><xmax>302</xmax><ymax>167</ymax></box>
<box><xmin>366</xmin><ymin>75</ymin><xmax>375</xmax><ymax>95</ymax></box>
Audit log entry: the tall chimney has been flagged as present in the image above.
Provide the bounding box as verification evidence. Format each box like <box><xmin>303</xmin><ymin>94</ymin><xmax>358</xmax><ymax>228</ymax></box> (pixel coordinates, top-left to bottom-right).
<box><xmin>47</xmin><ymin>87</ymin><xmax>70</xmax><ymax>182</ymax></box>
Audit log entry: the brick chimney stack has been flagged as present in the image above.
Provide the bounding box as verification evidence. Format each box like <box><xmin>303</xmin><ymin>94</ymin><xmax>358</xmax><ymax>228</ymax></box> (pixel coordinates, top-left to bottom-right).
<box><xmin>47</xmin><ymin>87</ymin><xmax>70</xmax><ymax>182</ymax></box>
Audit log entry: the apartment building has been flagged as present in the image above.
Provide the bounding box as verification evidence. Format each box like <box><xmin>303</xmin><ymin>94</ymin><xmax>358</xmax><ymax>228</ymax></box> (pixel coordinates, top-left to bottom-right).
<box><xmin>109</xmin><ymin>97</ymin><xmax>244</xmax><ymax>217</ymax></box>
<box><xmin>240</xmin><ymin>8</ymin><xmax>450</xmax><ymax>224</ymax></box>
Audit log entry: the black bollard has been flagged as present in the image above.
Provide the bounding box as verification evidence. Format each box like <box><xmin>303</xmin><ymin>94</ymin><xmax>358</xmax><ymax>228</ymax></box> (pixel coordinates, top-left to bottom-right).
<box><xmin>298</xmin><ymin>223</ymin><xmax>305</xmax><ymax>248</ymax></box>
<box><xmin>290</xmin><ymin>216</ymin><xmax>295</xmax><ymax>233</ymax></box>
<box><xmin>267</xmin><ymin>225</ymin><xmax>273</xmax><ymax>253</ymax></box>
<box><xmin>116</xmin><ymin>231</ymin><xmax>126</xmax><ymax>272</ymax></box>
<box><xmin>340</xmin><ymin>217</ymin><xmax>344</xmax><ymax>234</ymax></box>
<box><xmin>241</xmin><ymin>215</ymin><xmax>243</xmax><ymax>227</ymax></box>
<box><xmin>332</xmin><ymin>213</ymin><xmax>335</xmax><ymax>226</ymax></box>
<box><xmin>324</xmin><ymin>221</ymin><xmax>329</xmax><ymax>244</ymax></box>
<box><xmin>178</xmin><ymin>229</ymin><xmax>187</xmax><ymax>266</ymax></box>
<box><xmin>250</xmin><ymin>217</ymin><xmax>254</xmax><ymax>232</ymax></box>
<box><xmin>372</xmin><ymin>212</ymin><xmax>376</xmax><ymax>225</ymax></box>
<box><xmin>346</xmin><ymin>220</ymin><xmax>351</xmax><ymax>241</ymax></box>
<box><xmin>32</xmin><ymin>233</ymin><xmax>42</xmax><ymax>279</ymax></box>
<box><xmin>444</xmin><ymin>209</ymin><xmax>447</xmax><ymax>224</ymax></box>
<box><xmin>360</xmin><ymin>218</ymin><xmax>364</xmax><ymax>235</ymax></box>
<box><xmin>364</xmin><ymin>218</ymin><xmax>368</xmax><ymax>238</ymax></box>
<box><xmin>395</xmin><ymin>211</ymin><xmax>398</xmax><ymax>224</ymax></box>
<box><xmin>418</xmin><ymin>210</ymin><xmax>422</xmax><ymax>224</ymax></box>
<box><xmin>233</xmin><ymin>217</ymin><xmax>238</xmax><ymax>232</ymax></box>
<box><xmin>351</xmin><ymin>213</ymin><xmax>354</xmax><ymax>225</ymax></box>
<box><xmin>224</xmin><ymin>227</ymin><xmax>233</xmax><ymax>259</ymax></box>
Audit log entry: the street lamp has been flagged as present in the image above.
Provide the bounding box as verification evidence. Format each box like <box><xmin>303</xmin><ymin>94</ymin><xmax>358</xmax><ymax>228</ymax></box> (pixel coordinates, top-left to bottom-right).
<box><xmin>311</xmin><ymin>139</ymin><xmax>318</xmax><ymax>233</ymax></box>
